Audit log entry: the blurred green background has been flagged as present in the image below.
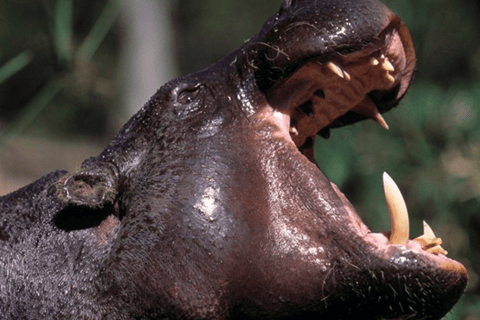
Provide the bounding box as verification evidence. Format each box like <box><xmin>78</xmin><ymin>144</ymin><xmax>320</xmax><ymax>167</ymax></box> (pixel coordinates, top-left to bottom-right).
<box><xmin>0</xmin><ymin>0</ymin><xmax>479</xmax><ymax>318</ymax></box>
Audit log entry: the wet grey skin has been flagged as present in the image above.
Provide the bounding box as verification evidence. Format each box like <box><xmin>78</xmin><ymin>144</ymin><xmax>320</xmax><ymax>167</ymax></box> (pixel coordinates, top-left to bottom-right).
<box><xmin>0</xmin><ymin>0</ymin><xmax>467</xmax><ymax>319</ymax></box>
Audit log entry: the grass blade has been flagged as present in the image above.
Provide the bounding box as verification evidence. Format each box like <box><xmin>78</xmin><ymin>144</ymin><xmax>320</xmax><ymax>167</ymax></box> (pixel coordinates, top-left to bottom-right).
<box><xmin>76</xmin><ymin>0</ymin><xmax>121</xmax><ymax>63</ymax></box>
<box><xmin>0</xmin><ymin>51</ymin><xmax>32</xmax><ymax>85</ymax></box>
<box><xmin>54</xmin><ymin>0</ymin><xmax>73</xmax><ymax>64</ymax></box>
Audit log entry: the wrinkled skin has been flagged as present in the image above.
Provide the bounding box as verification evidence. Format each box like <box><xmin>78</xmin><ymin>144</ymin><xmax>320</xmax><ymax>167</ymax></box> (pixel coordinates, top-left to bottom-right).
<box><xmin>0</xmin><ymin>0</ymin><xmax>468</xmax><ymax>319</ymax></box>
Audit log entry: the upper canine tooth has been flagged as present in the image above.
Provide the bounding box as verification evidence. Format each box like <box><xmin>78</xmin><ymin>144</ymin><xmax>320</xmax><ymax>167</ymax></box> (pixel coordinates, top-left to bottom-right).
<box><xmin>327</xmin><ymin>62</ymin><xmax>344</xmax><ymax>78</ymax></box>
<box><xmin>343</xmin><ymin>70</ymin><xmax>351</xmax><ymax>81</ymax></box>
<box><xmin>374</xmin><ymin>114</ymin><xmax>389</xmax><ymax>130</ymax></box>
<box><xmin>351</xmin><ymin>97</ymin><xmax>389</xmax><ymax>130</ymax></box>
<box><xmin>382</xmin><ymin>59</ymin><xmax>395</xmax><ymax>72</ymax></box>
<box><xmin>383</xmin><ymin>172</ymin><xmax>409</xmax><ymax>245</ymax></box>
<box><xmin>289</xmin><ymin>127</ymin><xmax>299</xmax><ymax>135</ymax></box>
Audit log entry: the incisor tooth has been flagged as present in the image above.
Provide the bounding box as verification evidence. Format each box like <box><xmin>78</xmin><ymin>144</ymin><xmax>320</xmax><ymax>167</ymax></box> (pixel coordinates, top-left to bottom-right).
<box><xmin>385</xmin><ymin>73</ymin><xmax>396</xmax><ymax>84</ymax></box>
<box><xmin>423</xmin><ymin>221</ymin><xmax>436</xmax><ymax>238</ymax></box>
<box><xmin>382</xmin><ymin>59</ymin><xmax>395</xmax><ymax>72</ymax></box>
<box><xmin>383</xmin><ymin>172</ymin><xmax>409</xmax><ymax>245</ymax></box>
<box><xmin>326</xmin><ymin>62</ymin><xmax>344</xmax><ymax>78</ymax></box>
<box><xmin>289</xmin><ymin>127</ymin><xmax>299</xmax><ymax>135</ymax></box>
<box><xmin>428</xmin><ymin>245</ymin><xmax>448</xmax><ymax>255</ymax></box>
<box><xmin>370</xmin><ymin>57</ymin><xmax>379</xmax><ymax>66</ymax></box>
<box><xmin>343</xmin><ymin>70</ymin><xmax>351</xmax><ymax>81</ymax></box>
<box><xmin>414</xmin><ymin>221</ymin><xmax>448</xmax><ymax>255</ymax></box>
<box><xmin>351</xmin><ymin>97</ymin><xmax>389</xmax><ymax>130</ymax></box>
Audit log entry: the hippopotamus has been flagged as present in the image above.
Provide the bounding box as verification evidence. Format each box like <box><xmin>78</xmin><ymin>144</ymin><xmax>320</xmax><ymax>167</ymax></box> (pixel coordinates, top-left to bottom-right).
<box><xmin>0</xmin><ymin>0</ymin><xmax>468</xmax><ymax>319</ymax></box>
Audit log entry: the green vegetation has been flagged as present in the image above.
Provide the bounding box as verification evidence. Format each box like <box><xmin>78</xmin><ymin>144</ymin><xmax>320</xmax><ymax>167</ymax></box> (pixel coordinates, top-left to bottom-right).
<box><xmin>0</xmin><ymin>0</ymin><xmax>120</xmax><ymax>144</ymax></box>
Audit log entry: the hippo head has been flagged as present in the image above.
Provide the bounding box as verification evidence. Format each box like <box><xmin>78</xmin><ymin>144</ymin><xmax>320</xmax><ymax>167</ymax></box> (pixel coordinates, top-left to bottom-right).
<box><xmin>52</xmin><ymin>0</ymin><xmax>467</xmax><ymax>319</ymax></box>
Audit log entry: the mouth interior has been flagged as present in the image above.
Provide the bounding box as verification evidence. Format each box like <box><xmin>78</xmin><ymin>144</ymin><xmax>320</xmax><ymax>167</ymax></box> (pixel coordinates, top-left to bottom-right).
<box><xmin>265</xmin><ymin>20</ymin><xmax>458</xmax><ymax>261</ymax></box>
<box><xmin>268</xmin><ymin>20</ymin><xmax>414</xmax><ymax>149</ymax></box>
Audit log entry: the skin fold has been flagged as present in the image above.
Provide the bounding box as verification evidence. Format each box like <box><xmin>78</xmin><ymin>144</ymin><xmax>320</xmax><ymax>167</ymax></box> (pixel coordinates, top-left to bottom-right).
<box><xmin>0</xmin><ymin>0</ymin><xmax>467</xmax><ymax>319</ymax></box>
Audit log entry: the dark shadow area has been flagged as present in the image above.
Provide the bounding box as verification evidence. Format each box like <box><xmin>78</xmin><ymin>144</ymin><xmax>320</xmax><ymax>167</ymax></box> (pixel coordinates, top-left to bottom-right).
<box><xmin>53</xmin><ymin>203</ymin><xmax>114</xmax><ymax>231</ymax></box>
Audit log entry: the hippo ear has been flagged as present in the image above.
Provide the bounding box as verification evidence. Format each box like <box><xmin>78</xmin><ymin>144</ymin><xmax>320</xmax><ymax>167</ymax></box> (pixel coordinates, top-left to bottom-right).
<box><xmin>53</xmin><ymin>169</ymin><xmax>119</xmax><ymax>231</ymax></box>
<box><xmin>55</xmin><ymin>170</ymin><xmax>117</xmax><ymax>207</ymax></box>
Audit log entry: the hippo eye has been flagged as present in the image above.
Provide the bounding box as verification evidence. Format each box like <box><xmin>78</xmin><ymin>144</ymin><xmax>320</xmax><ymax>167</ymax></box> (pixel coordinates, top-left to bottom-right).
<box><xmin>173</xmin><ymin>84</ymin><xmax>207</xmax><ymax>119</ymax></box>
<box><xmin>177</xmin><ymin>85</ymin><xmax>202</xmax><ymax>104</ymax></box>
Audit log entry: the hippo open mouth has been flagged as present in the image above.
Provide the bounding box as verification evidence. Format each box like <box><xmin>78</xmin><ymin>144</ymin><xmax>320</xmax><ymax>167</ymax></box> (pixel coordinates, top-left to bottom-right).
<box><xmin>262</xmin><ymin>17</ymin><xmax>467</xmax><ymax>266</ymax></box>
<box><xmin>0</xmin><ymin>0</ymin><xmax>468</xmax><ymax>319</ymax></box>
<box><xmin>263</xmin><ymin>4</ymin><xmax>432</xmax><ymax>249</ymax></box>
<box><xmin>237</xmin><ymin>0</ymin><xmax>468</xmax><ymax>317</ymax></box>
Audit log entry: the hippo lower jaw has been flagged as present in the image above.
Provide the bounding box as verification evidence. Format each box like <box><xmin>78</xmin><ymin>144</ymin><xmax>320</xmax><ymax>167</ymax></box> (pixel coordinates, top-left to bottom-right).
<box><xmin>263</xmin><ymin>89</ymin><xmax>467</xmax><ymax>278</ymax></box>
<box><xmin>249</xmin><ymin>100</ymin><xmax>468</xmax><ymax>318</ymax></box>
<box><xmin>331</xmin><ymin>176</ymin><xmax>467</xmax><ymax>275</ymax></box>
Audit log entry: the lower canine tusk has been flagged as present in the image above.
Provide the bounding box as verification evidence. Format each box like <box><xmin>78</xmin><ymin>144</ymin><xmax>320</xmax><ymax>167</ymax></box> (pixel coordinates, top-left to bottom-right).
<box><xmin>383</xmin><ymin>172</ymin><xmax>409</xmax><ymax>245</ymax></box>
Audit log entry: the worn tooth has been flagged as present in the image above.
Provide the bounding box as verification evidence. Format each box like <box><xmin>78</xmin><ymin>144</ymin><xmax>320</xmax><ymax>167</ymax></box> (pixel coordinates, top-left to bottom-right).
<box><xmin>290</xmin><ymin>127</ymin><xmax>299</xmax><ymax>135</ymax></box>
<box><xmin>427</xmin><ymin>245</ymin><xmax>448</xmax><ymax>255</ymax></box>
<box><xmin>414</xmin><ymin>221</ymin><xmax>448</xmax><ymax>255</ymax></box>
<box><xmin>326</xmin><ymin>62</ymin><xmax>344</xmax><ymax>78</ymax></box>
<box><xmin>343</xmin><ymin>70</ymin><xmax>351</xmax><ymax>81</ymax></box>
<box><xmin>351</xmin><ymin>97</ymin><xmax>389</xmax><ymax>130</ymax></box>
<box><xmin>422</xmin><ymin>221</ymin><xmax>436</xmax><ymax>239</ymax></box>
<box><xmin>385</xmin><ymin>73</ymin><xmax>396</xmax><ymax>84</ymax></box>
<box><xmin>370</xmin><ymin>57</ymin><xmax>380</xmax><ymax>66</ymax></box>
<box><xmin>382</xmin><ymin>59</ymin><xmax>395</xmax><ymax>72</ymax></box>
<box><xmin>383</xmin><ymin>172</ymin><xmax>409</xmax><ymax>245</ymax></box>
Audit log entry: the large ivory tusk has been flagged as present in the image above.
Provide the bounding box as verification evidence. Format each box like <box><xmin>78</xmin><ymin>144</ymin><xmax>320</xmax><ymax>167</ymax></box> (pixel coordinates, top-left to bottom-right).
<box><xmin>383</xmin><ymin>172</ymin><xmax>409</xmax><ymax>245</ymax></box>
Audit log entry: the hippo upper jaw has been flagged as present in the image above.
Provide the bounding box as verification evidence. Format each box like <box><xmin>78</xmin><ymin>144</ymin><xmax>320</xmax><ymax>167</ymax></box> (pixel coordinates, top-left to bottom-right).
<box><xmin>263</xmin><ymin>7</ymin><xmax>415</xmax><ymax>152</ymax></box>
